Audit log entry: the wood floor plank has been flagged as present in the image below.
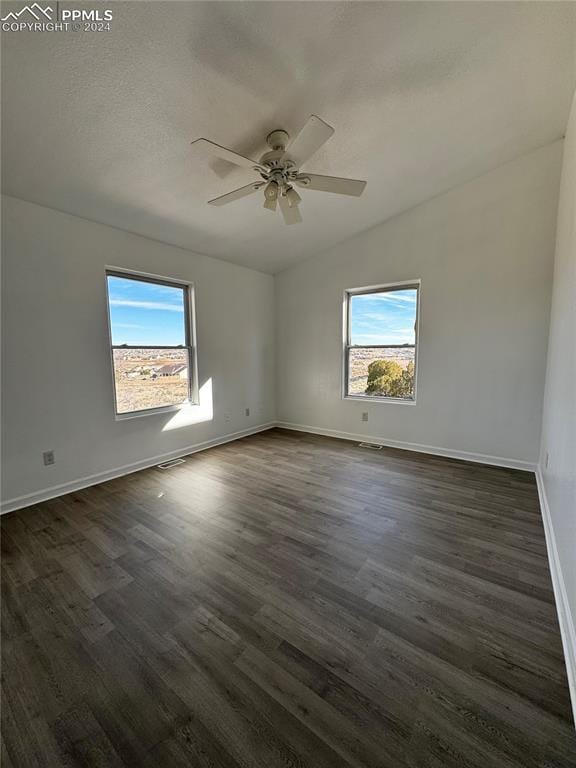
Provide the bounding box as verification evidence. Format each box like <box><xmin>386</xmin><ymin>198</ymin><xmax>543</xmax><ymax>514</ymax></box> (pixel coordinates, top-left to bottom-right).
<box><xmin>2</xmin><ymin>428</ymin><xmax>575</xmax><ymax>767</ymax></box>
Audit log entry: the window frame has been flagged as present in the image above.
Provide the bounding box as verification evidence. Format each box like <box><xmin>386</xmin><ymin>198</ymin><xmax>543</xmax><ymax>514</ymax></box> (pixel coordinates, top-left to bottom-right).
<box><xmin>105</xmin><ymin>267</ymin><xmax>199</xmax><ymax>419</ymax></box>
<box><xmin>342</xmin><ymin>279</ymin><xmax>421</xmax><ymax>405</ymax></box>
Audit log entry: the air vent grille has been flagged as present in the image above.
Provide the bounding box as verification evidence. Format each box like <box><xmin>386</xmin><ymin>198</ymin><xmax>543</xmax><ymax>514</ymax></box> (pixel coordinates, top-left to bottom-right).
<box><xmin>157</xmin><ymin>458</ymin><xmax>186</xmax><ymax>470</ymax></box>
<box><xmin>358</xmin><ymin>443</ymin><xmax>382</xmax><ymax>450</ymax></box>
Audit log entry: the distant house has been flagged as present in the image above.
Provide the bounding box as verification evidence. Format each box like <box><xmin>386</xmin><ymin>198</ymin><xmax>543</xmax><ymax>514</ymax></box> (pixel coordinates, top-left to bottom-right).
<box><xmin>154</xmin><ymin>364</ymin><xmax>187</xmax><ymax>379</ymax></box>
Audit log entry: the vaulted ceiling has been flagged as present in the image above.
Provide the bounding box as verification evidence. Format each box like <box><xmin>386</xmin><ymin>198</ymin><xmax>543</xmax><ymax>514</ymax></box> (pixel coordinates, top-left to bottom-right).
<box><xmin>2</xmin><ymin>2</ymin><xmax>575</xmax><ymax>273</ymax></box>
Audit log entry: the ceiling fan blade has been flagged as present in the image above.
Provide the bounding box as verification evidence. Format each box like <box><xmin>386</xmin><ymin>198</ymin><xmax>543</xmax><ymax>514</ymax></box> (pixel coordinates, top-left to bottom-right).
<box><xmin>208</xmin><ymin>182</ymin><xmax>265</xmax><ymax>206</ymax></box>
<box><xmin>278</xmin><ymin>191</ymin><xmax>303</xmax><ymax>225</ymax></box>
<box><xmin>191</xmin><ymin>138</ymin><xmax>259</xmax><ymax>170</ymax></box>
<box><xmin>286</xmin><ymin>115</ymin><xmax>334</xmax><ymax>166</ymax></box>
<box><xmin>295</xmin><ymin>174</ymin><xmax>366</xmax><ymax>197</ymax></box>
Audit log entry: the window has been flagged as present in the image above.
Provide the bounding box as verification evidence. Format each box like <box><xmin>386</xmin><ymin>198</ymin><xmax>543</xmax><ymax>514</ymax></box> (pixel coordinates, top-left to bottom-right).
<box><xmin>106</xmin><ymin>270</ymin><xmax>196</xmax><ymax>416</ymax></box>
<box><xmin>344</xmin><ymin>282</ymin><xmax>419</xmax><ymax>401</ymax></box>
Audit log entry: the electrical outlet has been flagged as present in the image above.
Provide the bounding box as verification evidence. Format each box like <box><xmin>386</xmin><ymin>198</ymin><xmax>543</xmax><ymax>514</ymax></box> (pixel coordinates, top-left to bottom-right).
<box><xmin>245</xmin><ymin>408</ymin><xmax>250</xmax><ymax>417</ymax></box>
<box><xmin>545</xmin><ymin>452</ymin><xmax>550</xmax><ymax>468</ymax></box>
<box><xmin>224</xmin><ymin>413</ymin><xmax>231</xmax><ymax>423</ymax></box>
<box><xmin>43</xmin><ymin>450</ymin><xmax>55</xmax><ymax>466</ymax></box>
<box><xmin>361</xmin><ymin>412</ymin><xmax>368</xmax><ymax>422</ymax></box>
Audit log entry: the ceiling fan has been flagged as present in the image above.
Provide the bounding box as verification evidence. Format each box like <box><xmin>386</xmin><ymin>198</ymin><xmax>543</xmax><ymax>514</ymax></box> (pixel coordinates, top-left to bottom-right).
<box><xmin>190</xmin><ymin>115</ymin><xmax>367</xmax><ymax>225</ymax></box>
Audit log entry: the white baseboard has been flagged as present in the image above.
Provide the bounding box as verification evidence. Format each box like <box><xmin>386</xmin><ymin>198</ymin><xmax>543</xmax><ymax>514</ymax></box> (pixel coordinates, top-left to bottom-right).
<box><xmin>0</xmin><ymin>420</ymin><xmax>538</xmax><ymax>514</ymax></box>
<box><xmin>535</xmin><ymin>467</ymin><xmax>576</xmax><ymax>727</ymax></box>
<box><xmin>276</xmin><ymin>422</ymin><xmax>537</xmax><ymax>471</ymax></box>
<box><xmin>0</xmin><ymin>423</ymin><xmax>276</xmax><ymax>515</ymax></box>
<box><xmin>2</xmin><ymin>422</ymin><xmax>537</xmax><ymax>516</ymax></box>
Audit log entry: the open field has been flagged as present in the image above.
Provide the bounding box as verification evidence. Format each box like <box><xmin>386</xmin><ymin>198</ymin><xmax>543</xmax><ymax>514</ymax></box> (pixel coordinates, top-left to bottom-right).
<box><xmin>348</xmin><ymin>346</ymin><xmax>415</xmax><ymax>396</ymax></box>
<box><xmin>113</xmin><ymin>349</ymin><xmax>189</xmax><ymax>414</ymax></box>
<box><xmin>112</xmin><ymin>346</ymin><xmax>414</xmax><ymax>410</ymax></box>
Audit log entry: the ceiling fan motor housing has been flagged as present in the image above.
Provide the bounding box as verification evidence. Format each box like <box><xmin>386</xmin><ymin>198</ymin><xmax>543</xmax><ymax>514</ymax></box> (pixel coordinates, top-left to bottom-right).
<box><xmin>266</xmin><ymin>129</ymin><xmax>290</xmax><ymax>150</ymax></box>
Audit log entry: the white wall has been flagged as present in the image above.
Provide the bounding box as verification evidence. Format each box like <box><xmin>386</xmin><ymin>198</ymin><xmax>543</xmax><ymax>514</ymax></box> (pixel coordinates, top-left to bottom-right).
<box><xmin>276</xmin><ymin>142</ymin><xmax>563</xmax><ymax>467</ymax></box>
<box><xmin>0</xmin><ymin>140</ymin><xmax>566</xmax><ymax>513</ymax></box>
<box><xmin>1</xmin><ymin>196</ymin><xmax>275</xmax><ymax>510</ymax></box>
<box><xmin>539</xmin><ymin>91</ymin><xmax>576</xmax><ymax>713</ymax></box>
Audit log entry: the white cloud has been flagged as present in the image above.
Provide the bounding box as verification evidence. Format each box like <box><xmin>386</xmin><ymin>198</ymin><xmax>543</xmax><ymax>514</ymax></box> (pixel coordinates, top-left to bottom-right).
<box><xmin>353</xmin><ymin>331</ymin><xmax>414</xmax><ymax>344</ymax></box>
<box><xmin>371</xmin><ymin>292</ymin><xmax>416</xmax><ymax>304</ymax></box>
<box><xmin>353</xmin><ymin>324</ymin><xmax>414</xmax><ymax>335</ymax></box>
<box><xmin>109</xmin><ymin>299</ymin><xmax>183</xmax><ymax>312</ymax></box>
<box><xmin>358</xmin><ymin>312</ymin><xmax>413</xmax><ymax>324</ymax></box>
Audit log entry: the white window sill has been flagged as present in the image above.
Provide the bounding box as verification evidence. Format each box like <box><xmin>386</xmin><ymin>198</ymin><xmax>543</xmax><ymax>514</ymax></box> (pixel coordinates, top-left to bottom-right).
<box><xmin>114</xmin><ymin>400</ymin><xmax>198</xmax><ymax>421</ymax></box>
<box><xmin>343</xmin><ymin>395</ymin><xmax>417</xmax><ymax>406</ymax></box>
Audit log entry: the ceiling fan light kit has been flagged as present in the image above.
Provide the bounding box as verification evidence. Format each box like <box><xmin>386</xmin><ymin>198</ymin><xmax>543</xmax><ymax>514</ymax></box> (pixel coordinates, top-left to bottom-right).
<box><xmin>263</xmin><ymin>181</ymin><xmax>279</xmax><ymax>211</ymax></box>
<box><xmin>285</xmin><ymin>186</ymin><xmax>301</xmax><ymax>208</ymax></box>
<box><xmin>191</xmin><ymin>115</ymin><xmax>367</xmax><ymax>225</ymax></box>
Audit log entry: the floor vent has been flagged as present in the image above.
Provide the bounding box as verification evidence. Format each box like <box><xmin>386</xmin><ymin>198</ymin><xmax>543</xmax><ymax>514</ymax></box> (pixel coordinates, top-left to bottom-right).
<box><xmin>157</xmin><ymin>458</ymin><xmax>186</xmax><ymax>470</ymax></box>
<box><xmin>358</xmin><ymin>442</ymin><xmax>383</xmax><ymax>450</ymax></box>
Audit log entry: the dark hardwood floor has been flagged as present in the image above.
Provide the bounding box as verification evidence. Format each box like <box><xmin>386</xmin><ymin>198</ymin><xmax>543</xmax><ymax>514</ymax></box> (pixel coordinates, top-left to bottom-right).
<box><xmin>2</xmin><ymin>428</ymin><xmax>575</xmax><ymax>767</ymax></box>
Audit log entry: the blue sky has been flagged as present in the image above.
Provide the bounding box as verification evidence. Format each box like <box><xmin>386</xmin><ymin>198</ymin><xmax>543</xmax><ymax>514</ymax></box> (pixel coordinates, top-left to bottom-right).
<box><xmin>107</xmin><ymin>275</ymin><xmax>186</xmax><ymax>346</ymax></box>
<box><xmin>350</xmin><ymin>288</ymin><xmax>417</xmax><ymax>345</ymax></box>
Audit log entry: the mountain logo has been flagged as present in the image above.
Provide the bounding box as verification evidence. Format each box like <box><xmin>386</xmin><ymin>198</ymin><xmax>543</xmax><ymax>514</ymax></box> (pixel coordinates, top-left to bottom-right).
<box><xmin>1</xmin><ymin>3</ymin><xmax>53</xmax><ymax>21</ymax></box>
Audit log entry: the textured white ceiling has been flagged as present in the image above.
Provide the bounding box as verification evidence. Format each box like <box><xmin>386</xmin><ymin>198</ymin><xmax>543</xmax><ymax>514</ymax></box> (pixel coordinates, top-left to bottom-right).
<box><xmin>2</xmin><ymin>1</ymin><xmax>575</xmax><ymax>273</ymax></box>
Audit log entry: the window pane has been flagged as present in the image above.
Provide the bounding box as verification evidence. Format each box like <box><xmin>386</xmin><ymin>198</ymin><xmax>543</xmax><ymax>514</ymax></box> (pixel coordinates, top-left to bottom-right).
<box><xmin>107</xmin><ymin>275</ymin><xmax>186</xmax><ymax>346</ymax></box>
<box><xmin>348</xmin><ymin>347</ymin><xmax>415</xmax><ymax>398</ymax></box>
<box><xmin>350</xmin><ymin>288</ymin><xmax>417</xmax><ymax>346</ymax></box>
<box><xmin>112</xmin><ymin>348</ymin><xmax>189</xmax><ymax>414</ymax></box>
